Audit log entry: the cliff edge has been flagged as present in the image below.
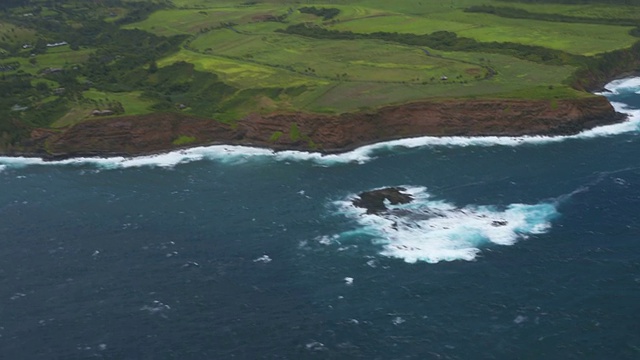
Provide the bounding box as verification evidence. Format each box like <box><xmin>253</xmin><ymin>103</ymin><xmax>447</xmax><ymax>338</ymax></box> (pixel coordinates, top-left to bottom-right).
<box><xmin>6</xmin><ymin>95</ymin><xmax>624</xmax><ymax>159</ymax></box>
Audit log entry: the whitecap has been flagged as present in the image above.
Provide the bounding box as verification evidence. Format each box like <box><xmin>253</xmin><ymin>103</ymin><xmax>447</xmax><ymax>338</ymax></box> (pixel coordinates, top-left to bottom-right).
<box><xmin>305</xmin><ymin>341</ymin><xmax>327</xmax><ymax>352</ymax></box>
<box><xmin>0</xmin><ymin>143</ymin><xmax>372</xmax><ymax>171</ymax></box>
<box><xmin>514</xmin><ymin>315</ymin><xmax>528</xmax><ymax>324</ymax></box>
<box><xmin>333</xmin><ymin>186</ymin><xmax>559</xmax><ymax>264</ymax></box>
<box><xmin>140</xmin><ymin>300</ymin><xmax>171</xmax><ymax>314</ymax></box>
<box><xmin>253</xmin><ymin>255</ymin><xmax>272</xmax><ymax>263</ymax></box>
<box><xmin>602</xmin><ymin>77</ymin><xmax>640</xmax><ymax>95</ymax></box>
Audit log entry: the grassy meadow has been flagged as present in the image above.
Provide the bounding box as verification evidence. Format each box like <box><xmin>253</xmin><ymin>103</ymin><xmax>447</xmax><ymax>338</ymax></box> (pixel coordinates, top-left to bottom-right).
<box><xmin>128</xmin><ymin>0</ymin><xmax>614</xmax><ymax>115</ymax></box>
<box><xmin>329</xmin><ymin>13</ymin><xmax>635</xmax><ymax>56</ymax></box>
<box><xmin>1</xmin><ymin>0</ymin><xmax>639</xmax><ymax>133</ymax></box>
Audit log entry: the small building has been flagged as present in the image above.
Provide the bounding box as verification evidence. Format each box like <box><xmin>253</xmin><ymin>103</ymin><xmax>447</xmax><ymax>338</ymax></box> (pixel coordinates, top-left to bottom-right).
<box><xmin>91</xmin><ymin>109</ymin><xmax>115</xmax><ymax>116</ymax></box>
<box><xmin>42</xmin><ymin>67</ymin><xmax>63</xmax><ymax>74</ymax></box>
<box><xmin>46</xmin><ymin>41</ymin><xmax>68</xmax><ymax>48</ymax></box>
<box><xmin>440</xmin><ymin>75</ymin><xmax>448</xmax><ymax>81</ymax></box>
<box><xmin>11</xmin><ymin>104</ymin><xmax>28</xmax><ymax>112</ymax></box>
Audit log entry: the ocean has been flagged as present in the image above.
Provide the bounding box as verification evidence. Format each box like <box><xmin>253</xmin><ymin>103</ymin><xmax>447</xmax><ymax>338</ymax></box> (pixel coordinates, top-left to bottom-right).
<box><xmin>1</xmin><ymin>78</ymin><xmax>640</xmax><ymax>359</ymax></box>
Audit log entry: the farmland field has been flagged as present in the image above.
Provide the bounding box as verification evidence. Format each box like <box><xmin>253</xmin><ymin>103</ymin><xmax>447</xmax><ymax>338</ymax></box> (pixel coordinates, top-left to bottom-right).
<box><xmin>330</xmin><ymin>15</ymin><xmax>635</xmax><ymax>56</ymax></box>
<box><xmin>1</xmin><ymin>0</ymin><xmax>639</xmax><ymax>132</ymax></box>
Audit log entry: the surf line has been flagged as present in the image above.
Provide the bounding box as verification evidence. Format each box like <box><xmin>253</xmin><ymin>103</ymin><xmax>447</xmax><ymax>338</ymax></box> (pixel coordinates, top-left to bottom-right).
<box><xmin>1</xmin><ymin>79</ymin><xmax>639</xmax><ymax>170</ymax></box>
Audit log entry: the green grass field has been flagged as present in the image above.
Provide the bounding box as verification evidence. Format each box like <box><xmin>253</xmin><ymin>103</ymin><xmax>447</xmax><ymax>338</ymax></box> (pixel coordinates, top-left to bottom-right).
<box><xmin>0</xmin><ymin>21</ymin><xmax>37</xmax><ymax>46</ymax></box>
<box><xmin>37</xmin><ymin>47</ymin><xmax>93</xmax><ymax>69</ymax></box>
<box><xmin>122</xmin><ymin>5</ymin><xmax>288</xmax><ymax>36</ymax></box>
<box><xmin>51</xmin><ymin>90</ymin><xmax>154</xmax><ymax>128</ymax></box>
<box><xmin>0</xmin><ymin>47</ymin><xmax>93</xmax><ymax>75</ymax></box>
<box><xmin>5</xmin><ymin>0</ymin><xmax>639</xmax><ymax>129</ymax></box>
<box><xmin>329</xmin><ymin>10</ymin><xmax>636</xmax><ymax>56</ymax></box>
<box><xmin>190</xmin><ymin>26</ymin><xmax>488</xmax><ymax>83</ymax></box>
<box><xmin>119</xmin><ymin>0</ymin><xmax>640</xmax><ymax>115</ymax></box>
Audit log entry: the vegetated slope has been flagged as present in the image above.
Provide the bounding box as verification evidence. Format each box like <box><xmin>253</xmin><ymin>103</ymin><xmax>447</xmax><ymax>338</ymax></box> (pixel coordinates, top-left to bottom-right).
<box><xmin>0</xmin><ymin>0</ymin><xmax>638</xmax><ymax>155</ymax></box>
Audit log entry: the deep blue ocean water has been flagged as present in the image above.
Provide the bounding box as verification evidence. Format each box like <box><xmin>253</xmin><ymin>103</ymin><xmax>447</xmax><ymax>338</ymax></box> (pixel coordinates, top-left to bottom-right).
<box><xmin>1</xmin><ymin>79</ymin><xmax>640</xmax><ymax>359</ymax></box>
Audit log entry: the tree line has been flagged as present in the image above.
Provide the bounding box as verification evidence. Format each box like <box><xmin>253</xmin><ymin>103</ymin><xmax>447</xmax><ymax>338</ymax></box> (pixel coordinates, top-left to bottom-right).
<box><xmin>496</xmin><ymin>0</ymin><xmax>640</xmax><ymax>5</ymax></box>
<box><xmin>278</xmin><ymin>23</ymin><xmax>582</xmax><ymax>66</ymax></box>
<box><xmin>465</xmin><ymin>5</ymin><xmax>640</xmax><ymax>35</ymax></box>
<box><xmin>298</xmin><ymin>7</ymin><xmax>340</xmax><ymax>20</ymax></box>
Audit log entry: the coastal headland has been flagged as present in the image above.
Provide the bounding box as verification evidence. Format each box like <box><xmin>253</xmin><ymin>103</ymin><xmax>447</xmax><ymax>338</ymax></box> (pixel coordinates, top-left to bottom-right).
<box><xmin>0</xmin><ymin>0</ymin><xmax>639</xmax><ymax>159</ymax></box>
<box><xmin>18</xmin><ymin>95</ymin><xmax>623</xmax><ymax>159</ymax></box>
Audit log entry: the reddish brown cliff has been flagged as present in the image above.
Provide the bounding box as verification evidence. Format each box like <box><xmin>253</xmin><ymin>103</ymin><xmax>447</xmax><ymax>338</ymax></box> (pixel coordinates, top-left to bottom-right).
<box><xmin>10</xmin><ymin>96</ymin><xmax>624</xmax><ymax>159</ymax></box>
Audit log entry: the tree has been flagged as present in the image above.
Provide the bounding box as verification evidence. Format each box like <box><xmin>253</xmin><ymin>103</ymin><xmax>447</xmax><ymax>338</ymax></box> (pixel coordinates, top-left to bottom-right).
<box><xmin>148</xmin><ymin>60</ymin><xmax>158</xmax><ymax>74</ymax></box>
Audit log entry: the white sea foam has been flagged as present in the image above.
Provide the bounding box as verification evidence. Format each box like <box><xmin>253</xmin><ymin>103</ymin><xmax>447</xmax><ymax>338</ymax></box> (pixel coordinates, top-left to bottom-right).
<box><xmin>253</xmin><ymin>255</ymin><xmax>272</xmax><ymax>263</ymax></box>
<box><xmin>140</xmin><ymin>300</ymin><xmax>171</xmax><ymax>314</ymax></box>
<box><xmin>0</xmin><ymin>144</ymin><xmax>373</xmax><ymax>170</ymax></box>
<box><xmin>602</xmin><ymin>77</ymin><xmax>640</xmax><ymax>95</ymax></box>
<box><xmin>333</xmin><ymin>186</ymin><xmax>558</xmax><ymax>264</ymax></box>
<box><xmin>1</xmin><ymin>78</ymin><xmax>638</xmax><ymax>170</ymax></box>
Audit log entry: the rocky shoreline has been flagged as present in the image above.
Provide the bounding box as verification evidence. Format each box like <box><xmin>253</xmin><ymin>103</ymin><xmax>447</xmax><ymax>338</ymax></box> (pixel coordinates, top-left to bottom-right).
<box><xmin>0</xmin><ymin>95</ymin><xmax>626</xmax><ymax>160</ymax></box>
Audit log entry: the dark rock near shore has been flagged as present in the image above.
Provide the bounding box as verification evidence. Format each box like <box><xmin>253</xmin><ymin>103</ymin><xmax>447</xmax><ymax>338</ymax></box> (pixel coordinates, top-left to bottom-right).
<box><xmin>353</xmin><ymin>187</ymin><xmax>414</xmax><ymax>214</ymax></box>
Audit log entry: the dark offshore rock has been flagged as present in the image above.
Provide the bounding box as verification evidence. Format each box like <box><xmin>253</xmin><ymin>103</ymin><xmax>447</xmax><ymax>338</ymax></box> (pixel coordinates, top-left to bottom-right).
<box><xmin>353</xmin><ymin>187</ymin><xmax>413</xmax><ymax>214</ymax></box>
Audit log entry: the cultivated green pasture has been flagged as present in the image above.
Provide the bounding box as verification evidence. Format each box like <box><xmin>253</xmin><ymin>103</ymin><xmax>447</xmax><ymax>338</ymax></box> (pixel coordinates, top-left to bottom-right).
<box><xmin>492</xmin><ymin>3</ymin><xmax>640</xmax><ymax>22</ymax></box>
<box><xmin>51</xmin><ymin>90</ymin><xmax>154</xmax><ymax>128</ymax></box>
<box><xmin>190</xmin><ymin>27</ymin><xmax>487</xmax><ymax>84</ymax></box>
<box><xmin>9</xmin><ymin>0</ymin><xmax>634</xmax><ymax>126</ymax></box>
<box><xmin>37</xmin><ymin>48</ymin><xmax>93</xmax><ymax>69</ymax></box>
<box><xmin>159</xmin><ymin>49</ymin><xmax>326</xmax><ymax>89</ymax></box>
<box><xmin>0</xmin><ymin>21</ymin><xmax>37</xmax><ymax>46</ymax></box>
<box><xmin>329</xmin><ymin>12</ymin><xmax>636</xmax><ymax>56</ymax></box>
<box><xmin>132</xmin><ymin>0</ymin><xmax>618</xmax><ymax>114</ymax></box>
<box><xmin>122</xmin><ymin>5</ymin><xmax>289</xmax><ymax>36</ymax></box>
<box><xmin>82</xmin><ymin>90</ymin><xmax>153</xmax><ymax>115</ymax></box>
<box><xmin>1</xmin><ymin>47</ymin><xmax>93</xmax><ymax>75</ymax></box>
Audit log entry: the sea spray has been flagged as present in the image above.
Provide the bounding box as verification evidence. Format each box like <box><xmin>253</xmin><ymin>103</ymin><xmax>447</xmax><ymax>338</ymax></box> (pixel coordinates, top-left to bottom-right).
<box><xmin>332</xmin><ymin>186</ymin><xmax>559</xmax><ymax>264</ymax></box>
<box><xmin>600</xmin><ymin>77</ymin><xmax>640</xmax><ymax>95</ymax></box>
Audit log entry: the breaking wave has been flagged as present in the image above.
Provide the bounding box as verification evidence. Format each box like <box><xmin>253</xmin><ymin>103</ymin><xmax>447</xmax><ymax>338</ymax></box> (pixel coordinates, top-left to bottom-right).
<box><xmin>332</xmin><ymin>186</ymin><xmax>560</xmax><ymax>264</ymax></box>
<box><xmin>0</xmin><ymin>78</ymin><xmax>638</xmax><ymax>170</ymax></box>
<box><xmin>600</xmin><ymin>77</ymin><xmax>640</xmax><ymax>96</ymax></box>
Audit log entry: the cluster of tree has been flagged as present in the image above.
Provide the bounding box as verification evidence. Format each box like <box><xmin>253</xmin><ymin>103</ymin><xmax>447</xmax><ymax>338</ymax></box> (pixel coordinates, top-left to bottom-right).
<box><xmin>0</xmin><ymin>72</ymin><xmax>68</xmax><ymax>143</ymax></box>
<box><xmin>114</xmin><ymin>1</ymin><xmax>170</xmax><ymax>25</ymax></box>
<box><xmin>79</xmin><ymin>29</ymin><xmax>187</xmax><ymax>92</ymax></box>
<box><xmin>298</xmin><ymin>6</ymin><xmax>340</xmax><ymax>20</ymax></box>
<box><xmin>571</xmin><ymin>41</ymin><xmax>640</xmax><ymax>90</ymax></box>
<box><xmin>134</xmin><ymin>61</ymin><xmax>237</xmax><ymax>117</ymax></box>
<box><xmin>0</xmin><ymin>0</ymin><xmax>169</xmax><ymax>57</ymax></box>
<box><xmin>0</xmin><ymin>0</ymin><xmax>35</xmax><ymax>10</ymax></box>
<box><xmin>0</xmin><ymin>0</ymin><xmax>182</xmax><ymax>146</ymax></box>
<box><xmin>465</xmin><ymin>5</ymin><xmax>640</xmax><ymax>29</ymax></box>
<box><xmin>279</xmin><ymin>24</ymin><xmax>582</xmax><ymax>65</ymax></box>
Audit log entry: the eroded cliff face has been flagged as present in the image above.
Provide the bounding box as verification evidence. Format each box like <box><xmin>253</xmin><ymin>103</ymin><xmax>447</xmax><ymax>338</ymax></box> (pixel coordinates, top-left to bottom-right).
<box><xmin>10</xmin><ymin>96</ymin><xmax>623</xmax><ymax>159</ymax></box>
<box><xmin>241</xmin><ymin>96</ymin><xmax>621</xmax><ymax>152</ymax></box>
